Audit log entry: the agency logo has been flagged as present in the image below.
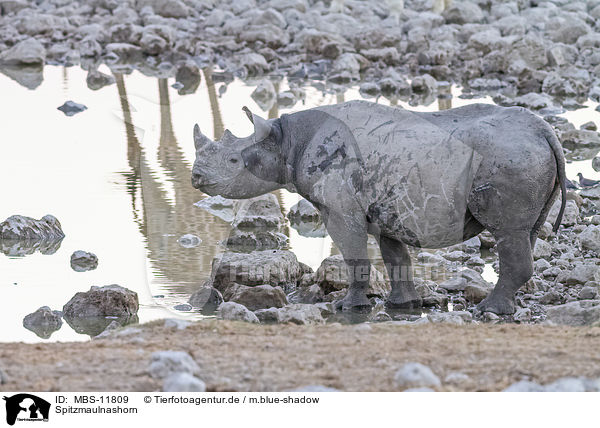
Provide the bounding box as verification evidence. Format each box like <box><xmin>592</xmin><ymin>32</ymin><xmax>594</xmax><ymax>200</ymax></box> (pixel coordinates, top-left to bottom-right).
<box><xmin>2</xmin><ymin>394</ymin><xmax>50</xmax><ymax>426</ymax></box>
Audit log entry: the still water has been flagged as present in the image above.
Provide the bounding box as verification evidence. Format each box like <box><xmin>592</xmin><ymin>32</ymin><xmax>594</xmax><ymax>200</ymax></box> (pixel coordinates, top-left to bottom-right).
<box><xmin>1</xmin><ymin>66</ymin><xmax>598</xmax><ymax>342</ymax></box>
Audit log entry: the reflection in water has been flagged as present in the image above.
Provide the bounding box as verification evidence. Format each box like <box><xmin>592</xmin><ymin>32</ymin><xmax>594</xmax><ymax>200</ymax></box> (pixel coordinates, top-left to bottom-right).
<box><xmin>63</xmin><ymin>315</ymin><xmax>139</xmax><ymax>337</ymax></box>
<box><xmin>0</xmin><ymin>239</ymin><xmax>63</xmax><ymax>257</ymax></box>
<box><xmin>114</xmin><ymin>73</ymin><xmax>231</xmax><ymax>299</ymax></box>
<box><xmin>202</xmin><ymin>67</ymin><xmax>224</xmax><ymax>140</ymax></box>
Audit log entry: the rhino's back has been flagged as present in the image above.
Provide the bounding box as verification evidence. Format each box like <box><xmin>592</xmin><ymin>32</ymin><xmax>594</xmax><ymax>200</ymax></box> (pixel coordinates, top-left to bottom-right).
<box><xmin>312</xmin><ymin>101</ymin><xmax>552</xmax><ymax>247</ymax></box>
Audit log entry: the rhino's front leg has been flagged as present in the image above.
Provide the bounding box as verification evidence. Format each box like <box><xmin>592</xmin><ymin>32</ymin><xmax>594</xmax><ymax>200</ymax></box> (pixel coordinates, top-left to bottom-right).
<box><xmin>323</xmin><ymin>208</ymin><xmax>372</xmax><ymax>312</ymax></box>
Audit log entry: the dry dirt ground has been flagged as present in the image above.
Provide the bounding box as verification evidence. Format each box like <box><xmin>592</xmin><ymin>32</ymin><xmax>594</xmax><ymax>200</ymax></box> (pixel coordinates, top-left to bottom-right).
<box><xmin>1</xmin><ymin>321</ymin><xmax>600</xmax><ymax>392</ymax></box>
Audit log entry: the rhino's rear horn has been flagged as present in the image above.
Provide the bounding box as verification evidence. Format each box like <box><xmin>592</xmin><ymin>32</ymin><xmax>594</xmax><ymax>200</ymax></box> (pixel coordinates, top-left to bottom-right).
<box><xmin>242</xmin><ymin>106</ymin><xmax>253</xmax><ymax>124</ymax></box>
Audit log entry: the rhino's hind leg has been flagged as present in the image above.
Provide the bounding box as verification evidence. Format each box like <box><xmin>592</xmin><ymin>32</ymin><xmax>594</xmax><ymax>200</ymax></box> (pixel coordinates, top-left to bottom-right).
<box><xmin>377</xmin><ymin>236</ymin><xmax>423</xmax><ymax>309</ymax></box>
<box><xmin>476</xmin><ymin>230</ymin><xmax>533</xmax><ymax>315</ymax></box>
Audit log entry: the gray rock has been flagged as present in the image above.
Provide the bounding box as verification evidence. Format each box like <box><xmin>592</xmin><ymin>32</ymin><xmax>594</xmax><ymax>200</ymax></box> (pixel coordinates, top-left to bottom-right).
<box><xmin>70</xmin><ymin>250</ymin><xmax>98</xmax><ymax>272</ymax></box>
<box><xmin>288</xmin><ymin>283</ymin><xmax>324</xmax><ymax>304</ymax></box>
<box><xmin>277</xmin><ymin>304</ymin><xmax>324</xmax><ymax>325</ymax></box>
<box><xmin>443</xmin><ymin>1</ymin><xmax>484</xmax><ymax>24</ymax></box>
<box><xmin>163</xmin><ymin>373</ymin><xmax>206</xmax><ymax>392</ymax></box>
<box><xmin>254</xmin><ymin>307</ymin><xmax>281</xmax><ymax>323</ymax></box>
<box><xmin>579</xmin><ymin>225</ymin><xmax>600</xmax><ymax>253</ymax></box>
<box><xmin>544</xmin><ymin>377</ymin><xmax>587</xmax><ymax>392</ymax></box>
<box><xmin>533</xmin><ymin>239</ymin><xmax>552</xmax><ymax>260</ymax></box>
<box><xmin>315</xmin><ymin>255</ymin><xmax>390</xmax><ymax>297</ymax></box>
<box><xmin>411</xmin><ymin>74</ymin><xmax>436</xmax><ymax>94</ymax></box>
<box><xmin>174</xmin><ymin>304</ymin><xmax>192</xmax><ymax>311</ymax></box>
<box><xmin>579</xmin><ymin>286</ymin><xmax>599</xmax><ymax>300</ymax></box>
<box><xmin>547</xmin><ymin>199</ymin><xmax>579</xmax><ymax>227</ymax></box>
<box><xmin>149</xmin><ymin>350</ymin><xmax>200</xmax><ymax>379</ymax></box>
<box><xmin>217</xmin><ymin>302</ymin><xmax>259</xmax><ymax>323</ymax></box>
<box><xmin>177</xmin><ymin>234</ymin><xmax>202</xmax><ymax>248</ymax></box>
<box><xmin>438</xmin><ymin>276</ymin><xmax>467</xmax><ymax>292</ymax></box>
<box><xmin>210</xmin><ymin>250</ymin><xmax>302</xmax><ymax>292</ymax></box>
<box><xmin>0</xmin><ymin>214</ymin><xmax>64</xmax><ymax>240</ymax></box>
<box><xmin>237</xmin><ymin>53</ymin><xmax>269</xmax><ymax>76</ymax></box>
<box><xmin>188</xmin><ymin>285</ymin><xmax>223</xmax><ymax>313</ymax></box>
<box><xmin>556</xmin><ymin>264</ymin><xmax>600</xmax><ymax>285</ymax></box>
<box><xmin>63</xmin><ymin>284</ymin><xmax>139</xmax><ymax>319</ymax></box>
<box><xmin>513</xmin><ymin>307</ymin><xmax>532</xmax><ymax>322</ymax></box>
<box><xmin>444</xmin><ymin>372</ymin><xmax>470</xmax><ymax>384</ymax></box>
<box><xmin>394</xmin><ymin>362</ymin><xmax>441</xmax><ymax>389</ymax></box>
<box><xmin>546</xmin><ymin>300</ymin><xmax>600</xmax><ymax>326</ymax></box>
<box><xmin>232</xmin><ymin>193</ymin><xmax>283</xmax><ymax>229</ymax></box>
<box><xmin>23</xmin><ymin>306</ymin><xmax>63</xmax><ymax>339</ymax></box>
<box><xmin>0</xmin><ymin>38</ymin><xmax>45</xmax><ymax>65</ymax></box>
<box><xmin>228</xmin><ymin>284</ymin><xmax>288</xmax><ymax>311</ymax></box>
<box><xmin>57</xmin><ymin>101</ymin><xmax>88</xmax><ymax>117</ymax></box>
<box><xmin>428</xmin><ymin>311</ymin><xmax>472</xmax><ymax>325</ymax></box>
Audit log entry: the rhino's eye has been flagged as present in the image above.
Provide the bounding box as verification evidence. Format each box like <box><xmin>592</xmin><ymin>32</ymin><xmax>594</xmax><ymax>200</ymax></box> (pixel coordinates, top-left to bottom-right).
<box><xmin>229</xmin><ymin>157</ymin><xmax>238</xmax><ymax>164</ymax></box>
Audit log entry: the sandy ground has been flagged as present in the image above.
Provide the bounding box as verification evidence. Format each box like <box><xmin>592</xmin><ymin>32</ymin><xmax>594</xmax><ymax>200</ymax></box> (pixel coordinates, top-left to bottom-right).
<box><xmin>1</xmin><ymin>321</ymin><xmax>600</xmax><ymax>392</ymax></box>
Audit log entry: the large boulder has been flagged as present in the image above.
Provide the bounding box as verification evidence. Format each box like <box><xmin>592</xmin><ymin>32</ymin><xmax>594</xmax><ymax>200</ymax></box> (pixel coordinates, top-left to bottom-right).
<box><xmin>228</xmin><ymin>284</ymin><xmax>288</xmax><ymax>311</ymax></box>
<box><xmin>63</xmin><ymin>284</ymin><xmax>138</xmax><ymax>318</ymax></box>
<box><xmin>315</xmin><ymin>255</ymin><xmax>390</xmax><ymax>297</ymax></box>
<box><xmin>22</xmin><ymin>306</ymin><xmax>63</xmax><ymax>339</ymax></box>
<box><xmin>0</xmin><ymin>215</ymin><xmax>64</xmax><ymax>240</ymax></box>
<box><xmin>0</xmin><ymin>38</ymin><xmax>45</xmax><ymax>65</ymax></box>
<box><xmin>546</xmin><ymin>300</ymin><xmax>600</xmax><ymax>326</ymax></box>
<box><xmin>210</xmin><ymin>250</ymin><xmax>303</xmax><ymax>292</ymax></box>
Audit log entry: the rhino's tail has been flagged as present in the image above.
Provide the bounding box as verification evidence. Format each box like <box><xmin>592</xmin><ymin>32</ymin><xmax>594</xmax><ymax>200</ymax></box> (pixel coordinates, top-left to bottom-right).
<box><xmin>544</xmin><ymin>127</ymin><xmax>567</xmax><ymax>232</ymax></box>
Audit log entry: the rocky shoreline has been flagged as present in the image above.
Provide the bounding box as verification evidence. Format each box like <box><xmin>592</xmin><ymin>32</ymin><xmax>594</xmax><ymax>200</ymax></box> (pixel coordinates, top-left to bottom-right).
<box><xmin>0</xmin><ymin>0</ymin><xmax>599</xmax><ymax>115</ymax></box>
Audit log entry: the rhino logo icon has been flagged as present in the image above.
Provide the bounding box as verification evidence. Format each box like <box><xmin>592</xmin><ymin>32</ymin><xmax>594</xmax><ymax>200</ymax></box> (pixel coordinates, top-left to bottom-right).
<box><xmin>3</xmin><ymin>394</ymin><xmax>50</xmax><ymax>426</ymax></box>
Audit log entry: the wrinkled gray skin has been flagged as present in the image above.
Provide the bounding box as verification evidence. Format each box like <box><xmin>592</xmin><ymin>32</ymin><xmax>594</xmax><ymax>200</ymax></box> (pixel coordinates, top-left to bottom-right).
<box><xmin>192</xmin><ymin>100</ymin><xmax>566</xmax><ymax>315</ymax></box>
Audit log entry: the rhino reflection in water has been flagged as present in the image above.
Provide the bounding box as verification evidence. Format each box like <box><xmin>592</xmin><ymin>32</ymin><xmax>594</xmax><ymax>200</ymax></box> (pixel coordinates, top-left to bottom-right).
<box><xmin>192</xmin><ymin>100</ymin><xmax>566</xmax><ymax>315</ymax></box>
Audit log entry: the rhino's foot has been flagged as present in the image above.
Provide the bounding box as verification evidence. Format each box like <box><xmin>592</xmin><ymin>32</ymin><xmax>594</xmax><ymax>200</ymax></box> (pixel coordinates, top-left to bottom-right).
<box><xmin>334</xmin><ymin>292</ymin><xmax>372</xmax><ymax>313</ymax></box>
<box><xmin>476</xmin><ymin>294</ymin><xmax>515</xmax><ymax>315</ymax></box>
<box><xmin>385</xmin><ymin>289</ymin><xmax>423</xmax><ymax>310</ymax></box>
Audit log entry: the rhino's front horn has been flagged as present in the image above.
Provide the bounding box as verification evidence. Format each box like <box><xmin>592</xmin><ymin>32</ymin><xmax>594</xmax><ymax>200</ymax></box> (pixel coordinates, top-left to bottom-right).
<box><xmin>193</xmin><ymin>124</ymin><xmax>211</xmax><ymax>149</ymax></box>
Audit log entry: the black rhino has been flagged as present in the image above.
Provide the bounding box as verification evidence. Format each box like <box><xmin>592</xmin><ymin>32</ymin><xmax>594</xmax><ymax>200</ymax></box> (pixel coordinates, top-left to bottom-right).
<box><xmin>191</xmin><ymin>100</ymin><xmax>565</xmax><ymax>315</ymax></box>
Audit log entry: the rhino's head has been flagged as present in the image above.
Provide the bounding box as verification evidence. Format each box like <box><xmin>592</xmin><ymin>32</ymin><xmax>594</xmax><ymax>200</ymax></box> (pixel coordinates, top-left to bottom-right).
<box><xmin>191</xmin><ymin>107</ymin><xmax>287</xmax><ymax>199</ymax></box>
